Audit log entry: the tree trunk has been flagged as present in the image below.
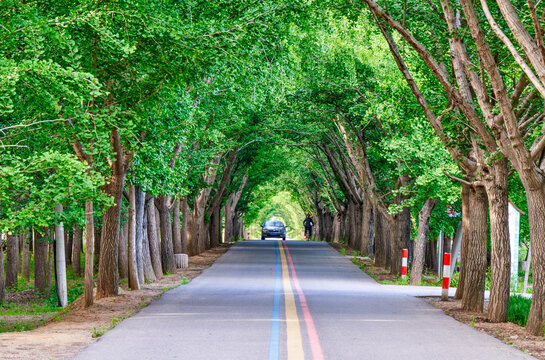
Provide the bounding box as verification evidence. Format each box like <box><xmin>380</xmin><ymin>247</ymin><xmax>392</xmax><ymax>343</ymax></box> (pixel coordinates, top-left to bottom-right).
<box><xmin>84</xmin><ymin>201</ymin><xmax>95</xmax><ymax>308</ymax></box>
<box><xmin>156</xmin><ymin>196</ymin><xmax>176</xmax><ymax>274</ymax></box>
<box><xmin>389</xmin><ymin>215</ymin><xmax>403</xmax><ymax>275</ymax></box>
<box><xmin>525</xmin><ymin>187</ymin><xmax>545</xmax><ymax>335</ymax></box>
<box><xmin>391</xmin><ymin>175</ymin><xmax>412</xmax><ymax>276</ymax></box>
<box><xmin>347</xmin><ymin>201</ymin><xmax>357</xmax><ymax>249</ymax></box>
<box><xmin>128</xmin><ymin>184</ymin><xmax>140</xmax><ymax>290</ymax></box>
<box><xmin>146</xmin><ymin>198</ymin><xmax>163</xmax><ymax>279</ymax></box>
<box><xmin>135</xmin><ymin>186</ymin><xmax>146</xmax><ymax>285</ymax></box>
<box><xmin>6</xmin><ymin>234</ymin><xmax>19</xmax><ymax>289</ymax></box>
<box><xmin>332</xmin><ymin>211</ymin><xmax>343</xmax><ymax>243</ymax></box>
<box><xmin>181</xmin><ymin>197</ymin><xmax>188</xmax><ymax>252</ymax></box>
<box><xmin>34</xmin><ymin>230</ymin><xmax>48</xmax><ymax>293</ymax></box>
<box><xmin>142</xmin><ymin>203</ymin><xmax>156</xmax><ymax>282</ymax></box>
<box><xmin>45</xmin><ymin>240</ymin><xmax>53</xmax><ymax>297</ymax></box>
<box><xmin>209</xmin><ymin>206</ymin><xmax>221</xmax><ymax>248</ymax></box>
<box><xmin>187</xmin><ymin>206</ymin><xmax>200</xmax><ymax>256</ymax></box>
<box><xmin>193</xmin><ymin>193</ymin><xmax>209</xmax><ymax>253</ymax></box>
<box><xmin>94</xmin><ymin>223</ymin><xmax>100</xmax><ymax>273</ymax></box>
<box><xmin>374</xmin><ymin>209</ymin><xmax>388</xmax><ymax>268</ymax></box>
<box><xmin>118</xmin><ymin>218</ymin><xmax>129</xmax><ymax>279</ymax></box>
<box><xmin>0</xmin><ymin>234</ymin><xmax>5</xmax><ymax>303</ymax></box>
<box><xmin>172</xmin><ymin>198</ymin><xmax>182</xmax><ymax>253</ymax></box>
<box><xmin>485</xmin><ymin>158</ymin><xmax>511</xmax><ymax>322</ymax></box>
<box><xmin>410</xmin><ymin>198</ymin><xmax>438</xmax><ymax>285</ymax></box>
<box><xmin>462</xmin><ymin>185</ymin><xmax>488</xmax><ymax>312</ymax></box>
<box><xmin>96</xmin><ymin>170</ymin><xmax>125</xmax><ymax>299</ymax></box>
<box><xmin>223</xmin><ymin>200</ymin><xmax>235</xmax><ymax>243</ymax></box>
<box><xmin>65</xmin><ymin>228</ymin><xmax>73</xmax><ymax>266</ymax></box>
<box><xmin>232</xmin><ymin>213</ymin><xmax>241</xmax><ymax>242</ymax></box>
<box><xmin>22</xmin><ymin>232</ymin><xmax>30</xmax><ymax>281</ymax></box>
<box><xmin>362</xmin><ymin>200</ymin><xmax>374</xmax><ymax>257</ymax></box>
<box><xmin>72</xmin><ymin>226</ymin><xmax>82</xmax><ymax>276</ymax></box>
<box><xmin>455</xmin><ymin>183</ymin><xmax>471</xmax><ymax>300</ymax></box>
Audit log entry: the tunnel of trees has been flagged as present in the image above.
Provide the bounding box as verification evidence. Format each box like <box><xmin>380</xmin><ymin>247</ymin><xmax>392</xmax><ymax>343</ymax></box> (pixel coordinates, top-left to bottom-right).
<box><xmin>2</xmin><ymin>0</ymin><xmax>545</xmax><ymax>335</ymax></box>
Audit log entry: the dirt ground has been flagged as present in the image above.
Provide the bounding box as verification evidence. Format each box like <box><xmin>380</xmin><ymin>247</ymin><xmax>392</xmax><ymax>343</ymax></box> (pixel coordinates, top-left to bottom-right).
<box><xmin>0</xmin><ymin>244</ymin><xmax>231</xmax><ymax>360</ymax></box>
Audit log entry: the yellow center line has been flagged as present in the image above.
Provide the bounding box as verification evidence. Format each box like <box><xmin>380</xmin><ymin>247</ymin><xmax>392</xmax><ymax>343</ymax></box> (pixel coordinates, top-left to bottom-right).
<box><xmin>278</xmin><ymin>240</ymin><xmax>305</xmax><ymax>360</ymax></box>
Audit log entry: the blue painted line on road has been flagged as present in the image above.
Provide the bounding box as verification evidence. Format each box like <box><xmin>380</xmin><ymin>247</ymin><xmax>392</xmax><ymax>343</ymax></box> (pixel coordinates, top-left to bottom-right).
<box><xmin>268</xmin><ymin>241</ymin><xmax>281</xmax><ymax>360</ymax></box>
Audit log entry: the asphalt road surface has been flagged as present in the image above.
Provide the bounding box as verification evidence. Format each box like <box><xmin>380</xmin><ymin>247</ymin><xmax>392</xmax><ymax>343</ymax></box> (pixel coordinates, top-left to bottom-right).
<box><xmin>74</xmin><ymin>240</ymin><xmax>533</xmax><ymax>360</ymax></box>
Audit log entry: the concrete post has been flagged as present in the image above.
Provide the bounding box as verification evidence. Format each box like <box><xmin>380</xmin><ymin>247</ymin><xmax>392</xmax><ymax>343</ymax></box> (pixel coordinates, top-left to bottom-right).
<box><xmin>55</xmin><ymin>204</ymin><xmax>68</xmax><ymax>307</ymax></box>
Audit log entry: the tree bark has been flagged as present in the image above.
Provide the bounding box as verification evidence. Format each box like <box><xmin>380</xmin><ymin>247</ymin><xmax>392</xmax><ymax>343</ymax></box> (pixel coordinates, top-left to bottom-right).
<box><xmin>410</xmin><ymin>198</ymin><xmax>438</xmax><ymax>285</ymax></box>
<box><xmin>146</xmin><ymin>198</ymin><xmax>163</xmax><ymax>279</ymax></box>
<box><xmin>0</xmin><ymin>234</ymin><xmax>5</xmax><ymax>303</ymax></box>
<box><xmin>156</xmin><ymin>196</ymin><xmax>176</xmax><ymax>274</ymax></box>
<box><xmin>65</xmin><ymin>228</ymin><xmax>73</xmax><ymax>266</ymax></box>
<box><xmin>6</xmin><ymin>235</ymin><xmax>19</xmax><ymax>289</ymax></box>
<box><xmin>181</xmin><ymin>197</ymin><xmax>188</xmax><ymax>252</ymax></box>
<box><xmin>362</xmin><ymin>200</ymin><xmax>374</xmax><ymax>257</ymax></box>
<box><xmin>525</xmin><ymin>188</ymin><xmax>545</xmax><ymax>334</ymax></box>
<box><xmin>462</xmin><ymin>185</ymin><xmax>488</xmax><ymax>312</ymax></box>
<box><xmin>45</xmin><ymin>240</ymin><xmax>53</xmax><ymax>297</ymax></box>
<box><xmin>22</xmin><ymin>232</ymin><xmax>30</xmax><ymax>281</ymax></box>
<box><xmin>209</xmin><ymin>206</ymin><xmax>221</xmax><ymax>248</ymax></box>
<box><xmin>34</xmin><ymin>230</ymin><xmax>48</xmax><ymax>293</ymax></box>
<box><xmin>72</xmin><ymin>226</ymin><xmax>82</xmax><ymax>276</ymax></box>
<box><xmin>128</xmin><ymin>184</ymin><xmax>140</xmax><ymax>290</ymax></box>
<box><xmin>455</xmin><ymin>183</ymin><xmax>471</xmax><ymax>300</ymax></box>
<box><xmin>374</xmin><ymin>209</ymin><xmax>388</xmax><ymax>268</ymax></box>
<box><xmin>96</xmin><ymin>170</ymin><xmax>125</xmax><ymax>299</ymax></box>
<box><xmin>172</xmin><ymin>198</ymin><xmax>182</xmax><ymax>254</ymax></box>
<box><xmin>84</xmin><ymin>201</ymin><xmax>95</xmax><ymax>308</ymax></box>
<box><xmin>223</xmin><ymin>199</ymin><xmax>235</xmax><ymax>243</ymax></box>
<box><xmin>96</xmin><ymin>129</ymin><xmax>127</xmax><ymax>300</ymax></box>
<box><xmin>94</xmin><ymin>223</ymin><xmax>100</xmax><ymax>273</ymax></box>
<box><xmin>135</xmin><ymin>186</ymin><xmax>145</xmax><ymax>285</ymax></box>
<box><xmin>118</xmin><ymin>219</ymin><xmax>128</xmax><ymax>279</ymax></box>
<box><xmin>142</xmin><ymin>203</ymin><xmax>156</xmax><ymax>282</ymax></box>
<box><xmin>485</xmin><ymin>158</ymin><xmax>511</xmax><ymax>322</ymax></box>
<box><xmin>186</xmin><ymin>202</ymin><xmax>198</xmax><ymax>256</ymax></box>
<box><xmin>388</xmin><ymin>215</ymin><xmax>402</xmax><ymax>275</ymax></box>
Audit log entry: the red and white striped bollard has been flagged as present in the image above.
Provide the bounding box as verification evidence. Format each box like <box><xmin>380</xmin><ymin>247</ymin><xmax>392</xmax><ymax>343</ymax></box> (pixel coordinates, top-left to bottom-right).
<box><xmin>401</xmin><ymin>249</ymin><xmax>408</xmax><ymax>279</ymax></box>
<box><xmin>442</xmin><ymin>253</ymin><xmax>451</xmax><ymax>301</ymax></box>
<box><xmin>247</xmin><ymin>231</ymin><xmax>250</xmax><ymax>240</ymax></box>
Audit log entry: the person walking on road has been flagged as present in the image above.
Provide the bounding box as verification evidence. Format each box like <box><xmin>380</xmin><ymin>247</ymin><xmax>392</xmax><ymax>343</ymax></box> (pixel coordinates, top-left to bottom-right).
<box><xmin>303</xmin><ymin>213</ymin><xmax>314</xmax><ymax>240</ymax></box>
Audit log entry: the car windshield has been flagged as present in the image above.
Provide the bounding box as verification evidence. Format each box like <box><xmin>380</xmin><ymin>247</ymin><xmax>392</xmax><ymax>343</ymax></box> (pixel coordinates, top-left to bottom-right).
<box><xmin>264</xmin><ymin>221</ymin><xmax>284</xmax><ymax>227</ymax></box>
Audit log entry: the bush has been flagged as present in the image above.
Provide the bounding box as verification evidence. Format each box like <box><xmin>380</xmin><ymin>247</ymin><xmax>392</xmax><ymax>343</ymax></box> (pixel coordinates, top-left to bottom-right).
<box><xmin>450</xmin><ymin>271</ymin><xmax>460</xmax><ymax>287</ymax></box>
<box><xmin>507</xmin><ymin>295</ymin><xmax>531</xmax><ymax>327</ymax></box>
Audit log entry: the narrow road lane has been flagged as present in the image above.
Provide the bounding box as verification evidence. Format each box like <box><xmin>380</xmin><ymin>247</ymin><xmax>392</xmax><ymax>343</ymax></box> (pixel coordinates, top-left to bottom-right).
<box><xmin>74</xmin><ymin>241</ymin><xmax>533</xmax><ymax>360</ymax></box>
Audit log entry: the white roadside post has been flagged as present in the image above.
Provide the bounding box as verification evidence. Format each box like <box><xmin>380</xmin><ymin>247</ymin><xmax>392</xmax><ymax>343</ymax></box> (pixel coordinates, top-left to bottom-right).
<box><xmin>442</xmin><ymin>253</ymin><xmax>451</xmax><ymax>301</ymax></box>
<box><xmin>523</xmin><ymin>243</ymin><xmax>531</xmax><ymax>294</ymax></box>
<box><xmin>508</xmin><ymin>202</ymin><xmax>522</xmax><ymax>292</ymax></box>
<box><xmin>55</xmin><ymin>204</ymin><xmax>68</xmax><ymax>307</ymax></box>
<box><xmin>401</xmin><ymin>249</ymin><xmax>408</xmax><ymax>279</ymax></box>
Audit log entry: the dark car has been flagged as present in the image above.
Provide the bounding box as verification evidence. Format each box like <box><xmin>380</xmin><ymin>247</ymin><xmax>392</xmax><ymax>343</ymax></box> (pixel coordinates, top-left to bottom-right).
<box><xmin>261</xmin><ymin>220</ymin><xmax>286</xmax><ymax>240</ymax></box>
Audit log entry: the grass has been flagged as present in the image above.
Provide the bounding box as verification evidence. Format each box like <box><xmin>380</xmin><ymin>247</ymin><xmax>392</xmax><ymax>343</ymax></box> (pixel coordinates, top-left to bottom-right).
<box><xmin>507</xmin><ymin>295</ymin><xmax>532</xmax><ymax>328</ymax></box>
<box><xmin>0</xmin><ymin>302</ymin><xmax>58</xmax><ymax>316</ymax></box>
<box><xmin>161</xmin><ymin>276</ymin><xmax>190</xmax><ymax>291</ymax></box>
<box><xmin>351</xmin><ymin>251</ymin><xmax>361</xmax><ymax>265</ymax></box>
<box><xmin>382</xmin><ymin>276</ymin><xmax>410</xmax><ymax>286</ymax></box>
<box><xmin>0</xmin><ymin>318</ymin><xmax>49</xmax><ymax>332</ymax></box>
<box><xmin>0</xmin><ymin>260</ymin><xmax>85</xmax><ymax>333</ymax></box>
<box><xmin>91</xmin><ymin>317</ymin><xmax>123</xmax><ymax>338</ymax></box>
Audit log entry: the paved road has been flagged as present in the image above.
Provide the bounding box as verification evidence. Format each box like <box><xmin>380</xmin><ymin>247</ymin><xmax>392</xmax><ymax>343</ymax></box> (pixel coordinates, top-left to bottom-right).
<box><xmin>74</xmin><ymin>241</ymin><xmax>533</xmax><ymax>360</ymax></box>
